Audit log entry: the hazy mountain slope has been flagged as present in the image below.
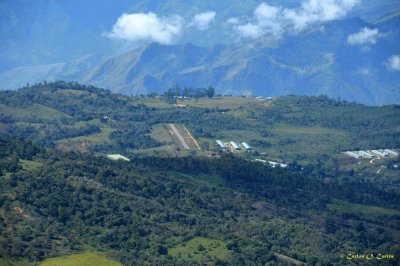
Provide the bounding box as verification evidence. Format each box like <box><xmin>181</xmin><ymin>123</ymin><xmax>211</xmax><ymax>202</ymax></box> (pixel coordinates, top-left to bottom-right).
<box><xmin>0</xmin><ymin>0</ymin><xmax>128</xmax><ymax>71</ymax></box>
<box><xmin>0</xmin><ymin>54</ymin><xmax>103</xmax><ymax>90</ymax></box>
<box><xmin>1</xmin><ymin>14</ymin><xmax>399</xmax><ymax>105</ymax></box>
<box><xmin>1</xmin><ymin>0</ymin><xmax>399</xmax><ymax>72</ymax></box>
<box><xmin>82</xmin><ymin>16</ymin><xmax>400</xmax><ymax>105</ymax></box>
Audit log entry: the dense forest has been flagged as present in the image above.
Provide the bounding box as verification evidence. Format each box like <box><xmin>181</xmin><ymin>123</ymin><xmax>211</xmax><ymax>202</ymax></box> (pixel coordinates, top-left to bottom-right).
<box><xmin>1</xmin><ymin>81</ymin><xmax>399</xmax><ymax>265</ymax></box>
<box><xmin>1</xmin><ymin>136</ymin><xmax>399</xmax><ymax>265</ymax></box>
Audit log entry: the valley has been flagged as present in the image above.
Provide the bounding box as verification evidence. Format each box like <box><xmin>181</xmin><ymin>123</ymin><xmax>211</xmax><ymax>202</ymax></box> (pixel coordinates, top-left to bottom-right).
<box><xmin>0</xmin><ymin>81</ymin><xmax>399</xmax><ymax>265</ymax></box>
<box><xmin>1</xmin><ymin>1</ymin><xmax>400</xmax><ymax>265</ymax></box>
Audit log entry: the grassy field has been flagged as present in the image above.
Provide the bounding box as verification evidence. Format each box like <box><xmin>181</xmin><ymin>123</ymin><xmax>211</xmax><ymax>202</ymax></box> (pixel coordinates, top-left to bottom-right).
<box><xmin>0</xmin><ymin>259</ymin><xmax>34</xmax><ymax>266</ymax></box>
<box><xmin>0</xmin><ymin>104</ymin><xmax>70</xmax><ymax>120</ymax></box>
<box><xmin>19</xmin><ymin>159</ymin><xmax>43</xmax><ymax>171</ymax></box>
<box><xmin>215</xmin><ymin>123</ymin><xmax>351</xmax><ymax>163</ymax></box>
<box><xmin>169</xmin><ymin>237</ymin><xmax>231</xmax><ymax>263</ymax></box>
<box><xmin>56</xmin><ymin>126</ymin><xmax>115</xmax><ymax>152</ymax></box>
<box><xmin>150</xmin><ymin>124</ymin><xmax>175</xmax><ymax>144</ymax></box>
<box><xmin>327</xmin><ymin>199</ymin><xmax>400</xmax><ymax>216</ymax></box>
<box><xmin>168</xmin><ymin>172</ymin><xmax>225</xmax><ymax>187</ymax></box>
<box><xmin>135</xmin><ymin>96</ymin><xmax>260</xmax><ymax>109</ymax></box>
<box><xmin>38</xmin><ymin>252</ymin><xmax>122</xmax><ymax>266</ymax></box>
<box><xmin>177</xmin><ymin>97</ymin><xmax>256</xmax><ymax>109</ymax></box>
<box><xmin>132</xmin><ymin>97</ymin><xmax>172</xmax><ymax>108</ymax></box>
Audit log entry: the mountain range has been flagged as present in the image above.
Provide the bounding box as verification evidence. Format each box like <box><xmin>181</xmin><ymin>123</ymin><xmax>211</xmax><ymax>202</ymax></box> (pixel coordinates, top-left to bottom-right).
<box><xmin>0</xmin><ymin>1</ymin><xmax>399</xmax><ymax>105</ymax></box>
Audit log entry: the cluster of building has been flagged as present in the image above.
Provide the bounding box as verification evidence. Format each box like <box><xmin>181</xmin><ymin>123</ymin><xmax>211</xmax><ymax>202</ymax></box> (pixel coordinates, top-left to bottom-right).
<box><xmin>216</xmin><ymin>140</ymin><xmax>252</xmax><ymax>152</ymax></box>
<box><xmin>344</xmin><ymin>149</ymin><xmax>399</xmax><ymax>159</ymax></box>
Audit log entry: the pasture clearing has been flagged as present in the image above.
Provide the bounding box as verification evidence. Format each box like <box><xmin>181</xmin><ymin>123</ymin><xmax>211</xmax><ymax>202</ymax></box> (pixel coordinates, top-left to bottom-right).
<box><xmin>169</xmin><ymin>237</ymin><xmax>232</xmax><ymax>263</ymax></box>
<box><xmin>56</xmin><ymin>126</ymin><xmax>114</xmax><ymax>152</ymax></box>
<box><xmin>38</xmin><ymin>252</ymin><xmax>122</xmax><ymax>266</ymax></box>
<box><xmin>177</xmin><ymin>96</ymin><xmax>254</xmax><ymax>109</ymax></box>
<box><xmin>327</xmin><ymin>199</ymin><xmax>400</xmax><ymax>217</ymax></box>
<box><xmin>0</xmin><ymin>103</ymin><xmax>70</xmax><ymax>120</ymax></box>
<box><xmin>19</xmin><ymin>159</ymin><xmax>43</xmax><ymax>171</ymax></box>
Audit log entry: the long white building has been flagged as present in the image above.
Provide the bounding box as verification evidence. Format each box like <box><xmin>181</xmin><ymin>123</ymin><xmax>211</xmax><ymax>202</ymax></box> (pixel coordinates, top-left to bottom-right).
<box><xmin>385</xmin><ymin>149</ymin><xmax>399</xmax><ymax>156</ymax></box>
<box><xmin>371</xmin><ymin>150</ymin><xmax>386</xmax><ymax>157</ymax></box>
<box><xmin>345</xmin><ymin>151</ymin><xmax>361</xmax><ymax>159</ymax></box>
<box><xmin>230</xmin><ymin>141</ymin><xmax>241</xmax><ymax>150</ymax></box>
<box><xmin>216</xmin><ymin>140</ymin><xmax>226</xmax><ymax>148</ymax></box>
<box><xmin>359</xmin><ymin>151</ymin><xmax>373</xmax><ymax>158</ymax></box>
<box><xmin>242</xmin><ymin>142</ymin><xmax>252</xmax><ymax>150</ymax></box>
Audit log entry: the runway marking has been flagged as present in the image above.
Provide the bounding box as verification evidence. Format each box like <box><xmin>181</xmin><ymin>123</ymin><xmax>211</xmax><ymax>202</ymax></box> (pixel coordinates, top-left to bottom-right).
<box><xmin>169</xmin><ymin>123</ymin><xmax>190</xmax><ymax>149</ymax></box>
<box><xmin>183</xmin><ymin>125</ymin><xmax>201</xmax><ymax>150</ymax></box>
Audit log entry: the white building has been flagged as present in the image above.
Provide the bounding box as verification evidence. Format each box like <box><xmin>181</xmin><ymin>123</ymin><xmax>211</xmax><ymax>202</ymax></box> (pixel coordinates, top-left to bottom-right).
<box><xmin>371</xmin><ymin>150</ymin><xmax>386</xmax><ymax>157</ymax></box>
<box><xmin>345</xmin><ymin>151</ymin><xmax>361</xmax><ymax>159</ymax></box>
<box><xmin>384</xmin><ymin>149</ymin><xmax>399</xmax><ymax>156</ymax></box>
<box><xmin>230</xmin><ymin>141</ymin><xmax>241</xmax><ymax>150</ymax></box>
<box><xmin>359</xmin><ymin>151</ymin><xmax>373</xmax><ymax>158</ymax></box>
<box><xmin>107</xmin><ymin>154</ymin><xmax>130</xmax><ymax>161</ymax></box>
<box><xmin>216</xmin><ymin>140</ymin><xmax>226</xmax><ymax>148</ymax></box>
<box><xmin>242</xmin><ymin>142</ymin><xmax>252</xmax><ymax>150</ymax></box>
<box><xmin>268</xmin><ymin>161</ymin><xmax>288</xmax><ymax>168</ymax></box>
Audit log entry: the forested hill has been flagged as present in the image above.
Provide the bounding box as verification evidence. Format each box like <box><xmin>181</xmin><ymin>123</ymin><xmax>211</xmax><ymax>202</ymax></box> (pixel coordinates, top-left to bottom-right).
<box><xmin>1</xmin><ymin>135</ymin><xmax>399</xmax><ymax>265</ymax></box>
<box><xmin>1</xmin><ymin>81</ymin><xmax>399</xmax><ymax>153</ymax></box>
<box><xmin>1</xmin><ymin>81</ymin><xmax>400</xmax><ymax>264</ymax></box>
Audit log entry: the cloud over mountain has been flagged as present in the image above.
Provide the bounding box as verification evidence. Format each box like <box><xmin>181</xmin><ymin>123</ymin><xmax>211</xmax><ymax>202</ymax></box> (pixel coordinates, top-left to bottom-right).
<box><xmin>232</xmin><ymin>0</ymin><xmax>360</xmax><ymax>39</ymax></box>
<box><xmin>386</xmin><ymin>55</ymin><xmax>400</xmax><ymax>71</ymax></box>
<box><xmin>190</xmin><ymin>11</ymin><xmax>216</xmax><ymax>30</ymax></box>
<box><xmin>106</xmin><ymin>13</ymin><xmax>183</xmax><ymax>44</ymax></box>
<box><xmin>347</xmin><ymin>27</ymin><xmax>379</xmax><ymax>45</ymax></box>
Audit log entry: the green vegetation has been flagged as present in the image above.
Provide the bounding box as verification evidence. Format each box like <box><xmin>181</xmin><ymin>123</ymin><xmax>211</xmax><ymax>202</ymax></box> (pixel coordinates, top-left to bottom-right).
<box><xmin>39</xmin><ymin>252</ymin><xmax>122</xmax><ymax>266</ymax></box>
<box><xmin>0</xmin><ymin>104</ymin><xmax>70</xmax><ymax>121</ymax></box>
<box><xmin>0</xmin><ymin>82</ymin><xmax>400</xmax><ymax>265</ymax></box>
<box><xmin>19</xmin><ymin>159</ymin><xmax>42</xmax><ymax>171</ymax></box>
<box><xmin>169</xmin><ymin>237</ymin><xmax>231</xmax><ymax>263</ymax></box>
<box><xmin>0</xmin><ymin>259</ymin><xmax>34</xmax><ymax>266</ymax></box>
<box><xmin>327</xmin><ymin>199</ymin><xmax>400</xmax><ymax>217</ymax></box>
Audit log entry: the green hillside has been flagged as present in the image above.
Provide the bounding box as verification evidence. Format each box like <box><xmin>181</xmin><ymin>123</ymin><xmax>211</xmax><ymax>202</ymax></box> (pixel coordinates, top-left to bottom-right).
<box><xmin>39</xmin><ymin>252</ymin><xmax>122</xmax><ymax>266</ymax></box>
<box><xmin>0</xmin><ymin>82</ymin><xmax>399</xmax><ymax>265</ymax></box>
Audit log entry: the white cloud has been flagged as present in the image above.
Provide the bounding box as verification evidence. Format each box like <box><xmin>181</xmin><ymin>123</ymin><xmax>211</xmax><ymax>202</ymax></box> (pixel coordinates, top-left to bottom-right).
<box><xmin>232</xmin><ymin>0</ymin><xmax>359</xmax><ymax>39</ymax></box>
<box><xmin>255</xmin><ymin>3</ymin><xmax>280</xmax><ymax>22</ymax></box>
<box><xmin>386</xmin><ymin>55</ymin><xmax>400</xmax><ymax>71</ymax></box>
<box><xmin>107</xmin><ymin>12</ymin><xmax>183</xmax><ymax>44</ymax></box>
<box><xmin>347</xmin><ymin>27</ymin><xmax>379</xmax><ymax>45</ymax></box>
<box><xmin>190</xmin><ymin>11</ymin><xmax>216</xmax><ymax>30</ymax></box>
<box><xmin>283</xmin><ymin>0</ymin><xmax>359</xmax><ymax>31</ymax></box>
<box><xmin>226</xmin><ymin>17</ymin><xmax>240</xmax><ymax>25</ymax></box>
<box><xmin>236</xmin><ymin>23</ymin><xmax>264</xmax><ymax>39</ymax></box>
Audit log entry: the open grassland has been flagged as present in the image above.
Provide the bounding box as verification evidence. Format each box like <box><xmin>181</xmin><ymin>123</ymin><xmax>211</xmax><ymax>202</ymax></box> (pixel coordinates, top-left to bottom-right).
<box><xmin>74</xmin><ymin>118</ymin><xmax>102</xmax><ymax>127</ymax></box>
<box><xmin>135</xmin><ymin>96</ymin><xmax>262</xmax><ymax>109</ymax></box>
<box><xmin>150</xmin><ymin>124</ymin><xmax>175</xmax><ymax>144</ymax></box>
<box><xmin>169</xmin><ymin>237</ymin><xmax>232</xmax><ymax>263</ymax></box>
<box><xmin>38</xmin><ymin>252</ymin><xmax>122</xmax><ymax>266</ymax></box>
<box><xmin>19</xmin><ymin>159</ymin><xmax>43</xmax><ymax>171</ymax></box>
<box><xmin>132</xmin><ymin>97</ymin><xmax>172</xmax><ymax>108</ymax></box>
<box><xmin>168</xmin><ymin>172</ymin><xmax>225</xmax><ymax>187</ymax></box>
<box><xmin>55</xmin><ymin>89</ymin><xmax>96</xmax><ymax>97</ymax></box>
<box><xmin>57</xmin><ymin>126</ymin><xmax>114</xmax><ymax>146</ymax></box>
<box><xmin>177</xmin><ymin>97</ymin><xmax>256</xmax><ymax>109</ymax></box>
<box><xmin>0</xmin><ymin>104</ymin><xmax>70</xmax><ymax>120</ymax></box>
<box><xmin>327</xmin><ymin>199</ymin><xmax>400</xmax><ymax>216</ymax></box>
<box><xmin>217</xmin><ymin>124</ymin><xmax>351</xmax><ymax>163</ymax></box>
<box><xmin>0</xmin><ymin>259</ymin><xmax>34</xmax><ymax>266</ymax></box>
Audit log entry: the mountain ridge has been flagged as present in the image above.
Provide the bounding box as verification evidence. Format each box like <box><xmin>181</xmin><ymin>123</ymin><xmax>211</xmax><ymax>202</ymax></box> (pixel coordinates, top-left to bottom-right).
<box><xmin>0</xmin><ymin>15</ymin><xmax>399</xmax><ymax>105</ymax></box>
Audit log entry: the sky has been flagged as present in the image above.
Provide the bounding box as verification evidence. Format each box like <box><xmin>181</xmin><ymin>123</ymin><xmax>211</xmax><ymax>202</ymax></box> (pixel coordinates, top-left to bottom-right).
<box><xmin>102</xmin><ymin>0</ymin><xmax>398</xmax><ymax>72</ymax></box>
<box><xmin>107</xmin><ymin>0</ymin><xmax>361</xmax><ymax>43</ymax></box>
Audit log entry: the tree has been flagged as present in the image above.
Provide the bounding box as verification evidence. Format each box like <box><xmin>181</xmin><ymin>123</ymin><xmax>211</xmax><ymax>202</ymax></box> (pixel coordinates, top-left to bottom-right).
<box><xmin>206</xmin><ymin>87</ymin><xmax>215</xmax><ymax>98</ymax></box>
